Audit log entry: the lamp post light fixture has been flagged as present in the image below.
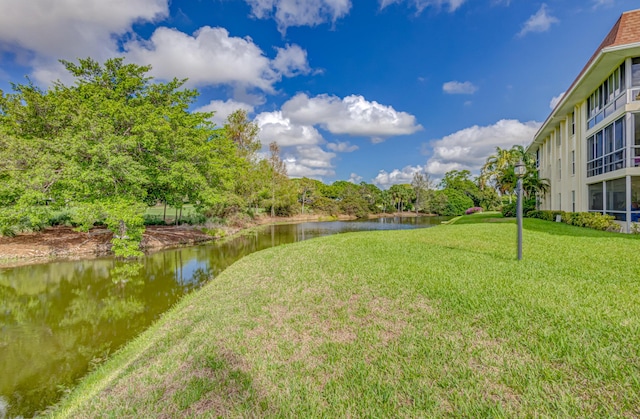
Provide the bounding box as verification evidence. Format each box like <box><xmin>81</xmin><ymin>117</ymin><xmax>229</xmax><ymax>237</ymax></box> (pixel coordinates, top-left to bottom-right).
<box><xmin>514</xmin><ymin>160</ymin><xmax>526</xmax><ymax>260</ymax></box>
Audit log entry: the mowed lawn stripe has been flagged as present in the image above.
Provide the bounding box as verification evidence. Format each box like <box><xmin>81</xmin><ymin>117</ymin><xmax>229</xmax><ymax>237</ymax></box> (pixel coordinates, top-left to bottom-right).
<box><xmin>51</xmin><ymin>219</ymin><xmax>640</xmax><ymax>418</ymax></box>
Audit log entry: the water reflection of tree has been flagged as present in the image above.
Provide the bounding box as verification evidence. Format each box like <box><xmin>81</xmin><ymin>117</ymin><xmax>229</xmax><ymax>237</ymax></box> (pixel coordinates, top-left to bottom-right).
<box><xmin>0</xmin><ymin>260</ymin><xmax>162</xmax><ymax>417</ymax></box>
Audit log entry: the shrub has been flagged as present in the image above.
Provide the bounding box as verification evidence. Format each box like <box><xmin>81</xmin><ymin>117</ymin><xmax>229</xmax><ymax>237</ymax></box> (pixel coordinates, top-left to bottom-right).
<box><xmin>465</xmin><ymin>207</ymin><xmax>483</xmax><ymax>215</ymax></box>
<box><xmin>48</xmin><ymin>210</ymin><xmax>74</xmax><ymax>226</ymax></box>
<box><xmin>143</xmin><ymin>214</ymin><xmax>167</xmax><ymax>226</ymax></box>
<box><xmin>440</xmin><ymin>189</ymin><xmax>474</xmax><ymax>217</ymax></box>
<box><xmin>178</xmin><ymin>213</ymin><xmax>207</xmax><ymax>225</ymax></box>
<box><xmin>501</xmin><ymin>198</ymin><xmax>536</xmax><ymax>218</ymax></box>
<box><xmin>310</xmin><ymin>196</ymin><xmax>340</xmax><ymax>216</ymax></box>
<box><xmin>527</xmin><ymin>210</ymin><xmax>619</xmax><ymax>232</ymax></box>
<box><xmin>526</xmin><ymin>209</ymin><xmax>564</xmax><ymax>222</ymax></box>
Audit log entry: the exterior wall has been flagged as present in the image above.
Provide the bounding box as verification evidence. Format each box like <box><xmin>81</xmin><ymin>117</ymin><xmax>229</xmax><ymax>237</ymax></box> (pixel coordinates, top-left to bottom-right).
<box><xmin>532</xmin><ymin>54</ymin><xmax>640</xmax><ymax>231</ymax></box>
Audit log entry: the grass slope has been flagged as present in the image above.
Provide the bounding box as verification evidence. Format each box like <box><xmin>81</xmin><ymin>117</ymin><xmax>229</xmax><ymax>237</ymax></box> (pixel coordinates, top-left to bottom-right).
<box><xmin>51</xmin><ymin>219</ymin><xmax>640</xmax><ymax>417</ymax></box>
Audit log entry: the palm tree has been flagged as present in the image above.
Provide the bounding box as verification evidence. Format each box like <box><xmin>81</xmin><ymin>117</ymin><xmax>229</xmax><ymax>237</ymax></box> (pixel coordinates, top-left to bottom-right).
<box><xmin>480</xmin><ymin>145</ymin><xmax>549</xmax><ymax>203</ymax></box>
<box><xmin>480</xmin><ymin>146</ymin><xmax>514</xmax><ymax>197</ymax></box>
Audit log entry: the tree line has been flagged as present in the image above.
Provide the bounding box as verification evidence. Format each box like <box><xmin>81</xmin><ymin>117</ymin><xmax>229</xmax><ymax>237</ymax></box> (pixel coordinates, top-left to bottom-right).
<box><xmin>0</xmin><ymin>58</ymin><xmax>548</xmax><ymax>256</ymax></box>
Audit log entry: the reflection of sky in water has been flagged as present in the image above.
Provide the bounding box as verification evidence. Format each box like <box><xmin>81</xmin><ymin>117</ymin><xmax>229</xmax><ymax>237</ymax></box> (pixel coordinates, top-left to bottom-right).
<box><xmin>174</xmin><ymin>258</ymin><xmax>208</xmax><ymax>285</ymax></box>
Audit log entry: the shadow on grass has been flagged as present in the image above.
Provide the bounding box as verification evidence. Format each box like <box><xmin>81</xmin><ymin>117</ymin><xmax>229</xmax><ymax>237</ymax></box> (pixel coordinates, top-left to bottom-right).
<box><xmin>450</xmin><ymin>212</ymin><xmax>509</xmax><ymax>225</ymax></box>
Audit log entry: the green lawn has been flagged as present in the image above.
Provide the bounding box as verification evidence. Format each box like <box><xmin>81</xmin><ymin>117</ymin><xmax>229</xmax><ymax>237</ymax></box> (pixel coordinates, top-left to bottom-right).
<box><xmin>145</xmin><ymin>204</ymin><xmax>197</xmax><ymax>219</ymax></box>
<box><xmin>449</xmin><ymin>211</ymin><xmax>507</xmax><ymax>224</ymax></box>
<box><xmin>51</xmin><ymin>219</ymin><xmax>640</xmax><ymax>417</ymax></box>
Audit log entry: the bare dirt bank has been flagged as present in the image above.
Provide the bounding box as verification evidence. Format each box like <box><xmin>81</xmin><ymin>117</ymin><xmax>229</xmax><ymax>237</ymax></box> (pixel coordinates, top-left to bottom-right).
<box><xmin>0</xmin><ymin>212</ymin><xmax>424</xmax><ymax>268</ymax></box>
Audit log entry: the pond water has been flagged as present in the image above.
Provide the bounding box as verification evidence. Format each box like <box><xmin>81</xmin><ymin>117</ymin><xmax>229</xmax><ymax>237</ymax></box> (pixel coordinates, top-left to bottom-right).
<box><xmin>0</xmin><ymin>216</ymin><xmax>447</xmax><ymax>417</ymax></box>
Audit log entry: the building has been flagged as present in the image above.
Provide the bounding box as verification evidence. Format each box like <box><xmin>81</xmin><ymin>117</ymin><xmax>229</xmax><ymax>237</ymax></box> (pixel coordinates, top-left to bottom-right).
<box><xmin>526</xmin><ymin>9</ymin><xmax>640</xmax><ymax>232</ymax></box>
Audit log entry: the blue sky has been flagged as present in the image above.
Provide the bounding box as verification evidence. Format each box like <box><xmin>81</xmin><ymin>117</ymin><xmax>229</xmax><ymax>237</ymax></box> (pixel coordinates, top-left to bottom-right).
<box><xmin>0</xmin><ymin>0</ymin><xmax>634</xmax><ymax>187</ymax></box>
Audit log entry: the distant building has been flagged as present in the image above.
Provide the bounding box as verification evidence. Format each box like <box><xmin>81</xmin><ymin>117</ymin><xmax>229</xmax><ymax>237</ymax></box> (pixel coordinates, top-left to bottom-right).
<box><xmin>527</xmin><ymin>9</ymin><xmax>640</xmax><ymax>232</ymax></box>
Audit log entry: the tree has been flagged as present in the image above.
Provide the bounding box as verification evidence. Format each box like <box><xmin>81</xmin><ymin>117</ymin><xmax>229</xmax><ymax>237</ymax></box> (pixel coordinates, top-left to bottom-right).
<box><xmin>294</xmin><ymin>177</ymin><xmax>320</xmax><ymax>214</ymax></box>
<box><xmin>224</xmin><ymin>109</ymin><xmax>260</xmax><ymax>159</ymax></box>
<box><xmin>358</xmin><ymin>182</ymin><xmax>383</xmax><ymax>213</ymax></box>
<box><xmin>439</xmin><ymin>169</ymin><xmax>483</xmax><ymax>207</ymax></box>
<box><xmin>224</xmin><ymin>109</ymin><xmax>262</xmax><ymax>214</ymax></box>
<box><xmin>440</xmin><ymin>188</ymin><xmax>474</xmax><ymax>216</ymax></box>
<box><xmin>480</xmin><ymin>145</ymin><xmax>549</xmax><ymax>204</ymax></box>
<box><xmin>267</xmin><ymin>142</ymin><xmax>288</xmax><ymax>217</ymax></box>
<box><xmin>411</xmin><ymin>171</ymin><xmax>435</xmax><ymax>214</ymax></box>
<box><xmin>388</xmin><ymin>184</ymin><xmax>415</xmax><ymax>213</ymax></box>
<box><xmin>0</xmin><ymin>58</ymin><xmax>238</xmax><ymax>256</ymax></box>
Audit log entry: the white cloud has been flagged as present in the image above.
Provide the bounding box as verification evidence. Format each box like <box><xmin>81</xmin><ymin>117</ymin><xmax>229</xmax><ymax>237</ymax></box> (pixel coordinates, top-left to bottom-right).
<box><xmin>373</xmin><ymin>165</ymin><xmax>424</xmax><ymax>189</ymax></box>
<box><xmin>272</xmin><ymin>44</ymin><xmax>311</xmax><ymax>77</ymax></box>
<box><xmin>549</xmin><ymin>91</ymin><xmax>565</xmax><ymax>110</ymax></box>
<box><xmin>246</xmin><ymin>0</ymin><xmax>352</xmax><ymax>33</ymax></box>
<box><xmin>255</xmin><ymin>111</ymin><xmax>324</xmax><ymax>147</ymax></box>
<box><xmin>0</xmin><ymin>0</ymin><xmax>168</xmax><ymax>84</ymax></box>
<box><xmin>281</xmin><ymin>93</ymin><xmax>422</xmax><ymax>141</ymax></box>
<box><xmin>125</xmin><ymin>27</ymin><xmax>310</xmax><ymax>92</ymax></box>
<box><xmin>380</xmin><ymin>0</ymin><xmax>466</xmax><ymax>13</ymax></box>
<box><xmin>424</xmin><ymin>119</ymin><xmax>542</xmax><ymax>177</ymax></box>
<box><xmin>254</xmin><ymin>111</ymin><xmax>336</xmax><ymax>178</ymax></box>
<box><xmin>327</xmin><ymin>141</ymin><xmax>359</xmax><ymax>152</ymax></box>
<box><xmin>443</xmin><ymin>81</ymin><xmax>478</xmax><ymax>95</ymax></box>
<box><xmin>592</xmin><ymin>0</ymin><xmax>614</xmax><ymax>8</ymax></box>
<box><xmin>284</xmin><ymin>146</ymin><xmax>336</xmax><ymax>178</ymax></box>
<box><xmin>518</xmin><ymin>4</ymin><xmax>559</xmax><ymax>37</ymax></box>
<box><xmin>348</xmin><ymin>173</ymin><xmax>363</xmax><ymax>183</ymax></box>
<box><xmin>194</xmin><ymin>99</ymin><xmax>255</xmax><ymax>127</ymax></box>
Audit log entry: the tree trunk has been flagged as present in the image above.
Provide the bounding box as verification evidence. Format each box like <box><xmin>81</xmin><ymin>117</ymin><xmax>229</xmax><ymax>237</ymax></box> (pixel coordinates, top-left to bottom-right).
<box><xmin>117</xmin><ymin>219</ymin><xmax>127</xmax><ymax>239</ymax></box>
<box><xmin>175</xmin><ymin>207</ymin><xmax>178</xmax><ymax>225</ymax></box>
<box><xmin>271</xmin><ymin>183</ymin><xmax>275</xmax><ymax>218</ymax></box>
<box><xmin>163</xmin><ymin>202</ymin><xmax>167</xmax><ymax>223</ymax></box>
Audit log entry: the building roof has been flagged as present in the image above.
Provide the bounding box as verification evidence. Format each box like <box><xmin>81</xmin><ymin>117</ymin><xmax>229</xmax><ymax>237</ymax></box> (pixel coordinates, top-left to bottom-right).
<box><xmin>528</xmin><ymin>9</ymin><xmax>640</xmax><ymax>151</ymax></box>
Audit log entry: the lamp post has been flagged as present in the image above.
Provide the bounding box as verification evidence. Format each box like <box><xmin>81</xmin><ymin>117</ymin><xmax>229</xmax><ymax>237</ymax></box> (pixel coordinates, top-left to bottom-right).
<box><xmin>514</xmin><ymin>160</ymin><xmax>526</xmax><ymax>260</ymax></box>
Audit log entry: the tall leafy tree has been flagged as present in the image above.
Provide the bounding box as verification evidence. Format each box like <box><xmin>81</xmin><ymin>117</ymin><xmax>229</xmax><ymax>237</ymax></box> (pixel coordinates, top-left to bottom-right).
<box><xmin>267</xmin><ymin>142</ymin><xmax>289</xmax><ymax>217</ymax></box>
<box><xmin>0</xmin><ymin>58</ymin><xmax>238</xmax><ymax>256</ymax></box>
<box><xmin>411</xmin><ymin>171</ymin><xmax>435</xmax><ymax>214</ymax></box>
<box><xmin>223</xmin><ymin>109</ymin><xmax>262</xmax><ymax>214</ymax></box>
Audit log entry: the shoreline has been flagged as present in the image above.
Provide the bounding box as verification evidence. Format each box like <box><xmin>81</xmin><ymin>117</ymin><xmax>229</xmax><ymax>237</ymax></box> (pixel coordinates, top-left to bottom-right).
<box><xmin>0</xmin><ymin>212</ymin><xmax>428</xmax><ymax>268</ymax></box>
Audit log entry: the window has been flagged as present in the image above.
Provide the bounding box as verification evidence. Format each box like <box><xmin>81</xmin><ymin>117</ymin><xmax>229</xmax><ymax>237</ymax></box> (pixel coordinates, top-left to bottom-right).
<box><xmin>634</xmin><ymin>113</ymin><xmax>640</xmax><ymax>167</ymax></box>
<box><xmin>633</xmin><ymin>57</ymin><xmax>640</xmax><ymax>87</ymax></box>
<box><xmin>587</xmin><ymin>116</ymin><xmax>625</xmax><ymax>177</ymax></box>
<box><xmin>571</xmin><ymin>150</ymin><xmax>575</xmax><ymax>175</ymax></box>
<box><xmin>589</xmin><ymin>183</ymin><xmax>603</xmax><ymax>211</ymax></box>
<box><xmin>571</xmin><ymin>111</ymin><xmax>575</xmax><ymax>135</ymax></box>
<box><xmin>606</xmin><ymin>177</ymin><xmax>626</xmax><ymax>220</ymax></box>
<box><xmin>587</xmin><ymin>62</ymin><xmax>627</xmax><ymax>129</ymax></box>
<box><xmin>536</xmin><ymin>149</ymin><xmax>540</xmax><ymax>169</ymax></box>
<box><xmin>572</xmin><ymin>190</ymin><xmax>576</xmax><ymax>212</ymax></box>
<box><xmin>632</xmin><ymin>177</ymin><xmax>640</xmax><ymax>222</ymax></box>
<box><xmin>557</xmin><ymin>158</ymin><xmax>561</xmax><ymax>180</ymax></box>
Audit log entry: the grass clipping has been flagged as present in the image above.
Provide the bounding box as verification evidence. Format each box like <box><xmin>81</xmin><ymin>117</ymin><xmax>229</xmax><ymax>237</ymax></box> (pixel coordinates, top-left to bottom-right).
<box><xmin>52</xmin><ymin>220</ymin><xmax>640</xmax><ymax>417</ymax></box>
